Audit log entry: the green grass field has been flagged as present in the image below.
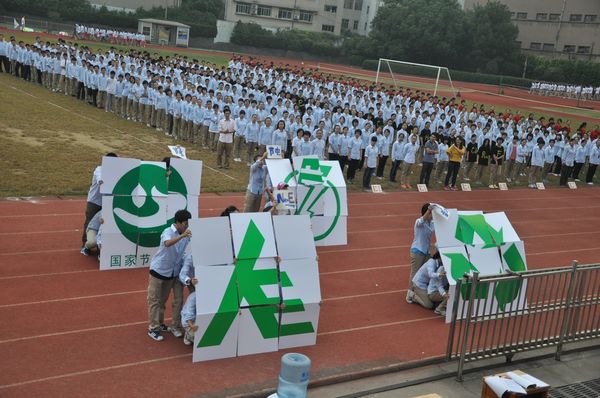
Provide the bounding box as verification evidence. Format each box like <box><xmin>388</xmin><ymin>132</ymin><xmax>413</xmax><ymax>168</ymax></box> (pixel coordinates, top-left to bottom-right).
<box><xmin>0</xmin><ymin>73</ymin><xmax>248</xmax><ymax>197</ymax></box>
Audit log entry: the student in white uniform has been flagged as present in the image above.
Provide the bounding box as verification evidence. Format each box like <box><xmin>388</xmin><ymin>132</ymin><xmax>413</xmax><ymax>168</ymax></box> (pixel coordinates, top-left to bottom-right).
<box><xmin>528</xmin><ymin>138</ymin><xmax>545</xmax><ymax>188</ymax></box>
<box><xmin>400</xmin><ymin>134</ymin><xmax>419</xmax><ymax>189</ymax></box>
<box><xmin>362</xmin><ymin>136</ymin><xmax>379</xmax><ymax>190</ymax></box>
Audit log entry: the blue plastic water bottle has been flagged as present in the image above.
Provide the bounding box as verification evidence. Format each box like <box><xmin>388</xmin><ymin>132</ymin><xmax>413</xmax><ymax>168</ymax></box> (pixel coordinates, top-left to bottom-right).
<box><xmin>276</xmin><ymin>353</ymin><xmax>311</xmax><ymax>398</ymax></box>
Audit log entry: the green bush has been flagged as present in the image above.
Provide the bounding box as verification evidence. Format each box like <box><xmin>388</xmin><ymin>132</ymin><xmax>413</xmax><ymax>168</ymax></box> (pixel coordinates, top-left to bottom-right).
<box><xmin>230</xmin><ymin>22</ymin><xmax>340</xmax><ymax>57</ymax></box>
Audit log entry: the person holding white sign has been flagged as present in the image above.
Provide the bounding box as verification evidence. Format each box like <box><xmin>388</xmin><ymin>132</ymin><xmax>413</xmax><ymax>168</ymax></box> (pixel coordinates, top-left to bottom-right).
<box><xmin>244</xmin><ymin>152</ymin><xmax>268</xmax><ymax>213</ymax></box>
<box><xmin>147</xmin><ymin>210</ymin><xmax>192</xmax><ymax>342</ymax></box>
<box><xmin>406</xmin><ymin>203</ymin><xmax>435</xmax><ymax>304</ymax></box>
<box><xmin>180</xmin><ymin>291</ymin><xmax>197</xmax><ymax>346</ymax></box>
<box><xmin>80</xmin><ymin>153</ymin><xmax>117</xmax><ymax>249</ymax></box>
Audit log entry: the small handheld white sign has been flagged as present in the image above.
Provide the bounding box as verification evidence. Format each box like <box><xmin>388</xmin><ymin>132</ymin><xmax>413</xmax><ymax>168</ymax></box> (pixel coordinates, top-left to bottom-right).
<box><xmin>536</xmin><ymin>182</ymin><xmax>545</xmax><ymax>190</ymax></box>
<box><xmin>498</xmin><ymin>182</ymin><xmax>508</xmax><ymax>191</ymax></box>
<box><xmin>274</xmin><ymin>189</ymin><xmax>296</xmax><ymax>210</ymax></box>
<box><xmin>568</xmin><ymin>181</ymin><xmax>577</xmax><ymax>189</ymax></box>
<box><xmin>431</xmin><ymin>203</ymin><xmax>449</xmax><ymax>220</ymax></box>
<box><xmin>266</xmin><ymin>145</ymin><xmax>283</xmax><ymax>159</ymax></box>
<box><xmin>168</xmin><ymin>145</ymin><xmax>186</xmax><ymax>159</ymax></box>
<box><xmin>417</xmin><ymin>184</ymin><xmax>428</xmax><ymax>192</ymax></box>
<box><xmin>371</xmin><ymin>184</ymin><xmax>383</xmax><ymax>193</ymax></box>
<box><xmin>461</xmin><ymin>183</ymin><xmax>472</xmax><ymax>191</ymax></box>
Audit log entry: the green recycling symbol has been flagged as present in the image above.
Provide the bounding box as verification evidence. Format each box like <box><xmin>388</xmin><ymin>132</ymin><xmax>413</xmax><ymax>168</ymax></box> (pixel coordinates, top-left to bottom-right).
<box><xmin>444</xmin><ymin>215</ymin><xmax>527</xmax><ymax>310</ymax></box>
<box><xmin>112</xmin><ymin>164</ymin><xmax>188</xmax><ymax>247</ymax></box>
<box><xmin>284</xmin><ymin>158</ymin><xmax>341</xmax><ymax>241</ymax></box>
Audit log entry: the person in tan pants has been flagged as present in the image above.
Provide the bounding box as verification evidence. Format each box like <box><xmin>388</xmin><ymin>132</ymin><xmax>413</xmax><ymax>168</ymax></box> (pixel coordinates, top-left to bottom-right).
<box><xmin>147</xmin><ymin>210</ymin><xmax>192</xmax><ymax>342</ymax></box>
<box><xmin>216</xmin><ymin>107</ymin><xmax>236</xmax><ymax>169</ymax></box>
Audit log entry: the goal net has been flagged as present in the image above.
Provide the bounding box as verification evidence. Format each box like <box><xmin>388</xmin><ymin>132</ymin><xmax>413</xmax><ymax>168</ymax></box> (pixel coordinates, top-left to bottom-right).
<box><xmin>375</xmin><ymin>58</ymin><xmax>457</xmax><ymax>97</ymax></box>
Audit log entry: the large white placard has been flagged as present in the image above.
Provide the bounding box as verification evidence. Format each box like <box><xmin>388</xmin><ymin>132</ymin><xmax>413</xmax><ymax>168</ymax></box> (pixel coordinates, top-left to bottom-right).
<box><xmin>189</xmin><ymin>218</ymin><xmax>234</xmax><ymax>267</ymax></box>
<box><xmin>273</xmin><ymin>215</ymin><xmax>316</xmax><ymax>260</ymax></box>
<box><xmin>229</xmin><ymin>213</ymin><xmax>277</xmax><ymax>259</ymax></box>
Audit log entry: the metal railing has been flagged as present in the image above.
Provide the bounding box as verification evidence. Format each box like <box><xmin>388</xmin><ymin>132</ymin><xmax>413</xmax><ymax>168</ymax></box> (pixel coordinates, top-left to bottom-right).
<box><xmin>446</xmin><ymin>261</ymin><xmax>600</xmax><ymax>381</ymax></box>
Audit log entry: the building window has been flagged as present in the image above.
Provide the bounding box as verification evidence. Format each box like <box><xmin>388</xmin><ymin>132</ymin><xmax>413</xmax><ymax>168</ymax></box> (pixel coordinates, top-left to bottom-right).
<box><xmin>322</xmin><ymin>24</ymin><xmax>335</xmax><ymax>32</ymax></box>
<box><xmin>324</xmin><ymin>5</ymin><xmax>337</xmax><ymax>13</ymax></box>
<box><xmin>142</xmin><ymin>26</ymin><xmax>150</xmax><ymax>35</ymax></box>
<box><xmin>569</xmin><ymin>14</ymin><xmax>582</xmax><ymax>22</ymax></box>
<box><xmin>577</xmin><ymin>46</ymin><xmax>591</xmax><ymax>54</ymax></box>
<box><xmin>298</xmin><ymin>11</ymin><xmax>313</xmax><ymax>22</ymax></box>
<box><xmin>536</xmin><ymin>13</ymin><xmax>547</xmax><ymax>20</ymax></box>
<box><xmin>563</xmin><ymin>44</ymin><xmax>576</xmax><ymax>53</ymax></box>
<box><xmin>344</xmin><ymin>0</ymin><xmax>353</xmax><ymax>9</ymax></box>
<box><xmin>584</xmin><ymin>14</ymin><xmax>597</xmax><ymax>23</ymax></box>
<box><xmin>549</xmin><ymin>13</ymin><xmax>561</xmax><ymax>21</ymax></box>
<box><xmin>516</xmin><ymin>12</ymin><xmax>527</xmax><ymax>19</ymax></box>
<box><xmin>364</xmin><ymin>22</ymin><xmax>367</xmax><ymax>30</ymax></box>
<box><xmin>354</xmin><ymin>0</ymin><xmax>363</xmax><ymax>10</ymax></box>
<box><xmin>542</xmin><ymin>43</ymin><xmax>555</xmax><ymax>51</ymax></box>
<box><xmin>236</xmin><ymin>2</ymin><xmax>251</xmax><ymax>14</ymax></box>
<box><xmin>341</xmin><ymin>19</ymin><xmax>349</xmax><ymax>29</ymax></box>
<box><xmin>529</xmin><ymin>42</ymin><xmax>541</xmax><ymax>50</ymax></box>
<box><xmin>256</xmin><ymin>5</ymin><xmax>272</xmax><ymax>17</ymax></box>
<box><xmin>353</xmin><ymin>20</ymin><xmax>359</xmax><ymax>30</ymax></box>
<box><xmin>367</xmin><ymin>5</ymin><xmax>370</xmax><ymax>15</ymax></box>
<box><xmin>510</xmin><ymin>12</ymin><xmax>515</xmax><ymax>18</ymax></box>
<box><xmin>278</xmin><ymin>8</ymin><xmax>292</xmax><ymax>19</ymax></box>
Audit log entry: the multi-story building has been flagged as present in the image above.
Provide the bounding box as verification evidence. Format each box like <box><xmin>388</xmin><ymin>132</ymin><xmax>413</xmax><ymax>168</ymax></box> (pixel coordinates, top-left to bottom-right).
<box><xmin>461</xmin><ymin>0</ymin><xmax>600</xmax><ymax>61</ymax></box>
<box><xmin>222</xmin><ymin>0</ymin><xmax>382</xmax><ymax>36</ymax></box>
<box><xmin>90</xmin><ymin>0</ymin><xmax>181</xmax><ymax>13</ymax></box>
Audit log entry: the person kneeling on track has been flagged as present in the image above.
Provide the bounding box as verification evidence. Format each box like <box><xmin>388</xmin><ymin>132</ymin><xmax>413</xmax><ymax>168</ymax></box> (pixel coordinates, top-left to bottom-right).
<box><xmin>407</xmin><ymin>251</ymin><xmax>449</xmax><ymax>316</ymax></box>
<box><xmin>181</xmin><ymin>291</ymin><xmax>197</xmax><ymax>346</ymax></box>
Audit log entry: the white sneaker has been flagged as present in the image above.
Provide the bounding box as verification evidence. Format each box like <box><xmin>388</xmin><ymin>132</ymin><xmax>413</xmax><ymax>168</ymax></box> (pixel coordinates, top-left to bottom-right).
<box><xmin>488</xmin><ymin>185</ymin><xmax>495</xmax><ymax>189</ymax></box>
<box><xmin>588</xmin><ymin>182</ymin><xmax>594</xmax><ymax>185</ymax></box>
<box><xmin>405</xmin><ymin>290</ymin><xmax>415</xmax><ymax>304</ymax></box>
<box><xmin>169</xmin><ymin>326</ymin><xmax>183</xmax><ymax>338</ymax></box>
<box><xmin>183</xmin><ymin>337</ymin><xmax>193</xmax><ymax>346</ymax></box>
<box><xmin>434</xmin><ymin>307</ymin><xmax>446</xmax><ymax>316</ymax></box>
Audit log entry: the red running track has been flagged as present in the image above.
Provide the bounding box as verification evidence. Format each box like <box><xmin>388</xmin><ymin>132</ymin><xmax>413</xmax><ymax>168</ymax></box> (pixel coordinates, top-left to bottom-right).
<box><xmin>1</xmin><ymin>188</ymin><xmax>599</xmax><ymax>397</ymax></box>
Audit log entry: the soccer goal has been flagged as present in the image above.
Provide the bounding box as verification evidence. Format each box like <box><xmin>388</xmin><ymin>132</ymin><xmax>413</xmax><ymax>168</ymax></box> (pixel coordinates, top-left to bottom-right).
<box><xmin>375</xmin><ymin>58</ymin><xmax>457</xmax><ymax>97</ymax></box>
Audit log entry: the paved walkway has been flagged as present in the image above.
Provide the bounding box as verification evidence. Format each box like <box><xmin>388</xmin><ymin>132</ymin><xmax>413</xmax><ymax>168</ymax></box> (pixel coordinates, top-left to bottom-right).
<box><xmin>310</xmin><ymin>342</ymin><xmax>600</xmax><ymax>397</ymax></box>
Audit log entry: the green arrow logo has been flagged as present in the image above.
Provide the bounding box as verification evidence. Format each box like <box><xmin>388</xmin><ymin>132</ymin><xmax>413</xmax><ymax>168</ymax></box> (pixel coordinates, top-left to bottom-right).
<box><xmin>494</xmin><ymin>243</ymin><xmax>526</xmax><ymax>311</ymax></box>
<box><xmin>455</xmin><ymin>214</ymin><xmax>504</xmax><ymax>248</ymax></box>
<box><xmin>443</xmin><ymin>253</ymin><xmax>488</xmax><ymax>299</ymax></box>
<box><xmin>111</xmin><ymin>164</ymin><xmax>188</xmax><ymax>247</ymax></box>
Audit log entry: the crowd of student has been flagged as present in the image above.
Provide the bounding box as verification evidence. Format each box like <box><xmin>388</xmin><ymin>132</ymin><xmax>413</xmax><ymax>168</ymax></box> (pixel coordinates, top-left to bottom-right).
<box><xmin>74</xmin><ymin>24</ymin><xmax>146</xmax><ymax>47</ymax></box>
<box><xmin>529</xmin><ymin>81</ymin><xmax>599</xmax><ymax>100</ymax></box>
<box><xmin>2</xmin><ymin>33</ymin><xmax>599</xmax><ymax>194</ymax></box>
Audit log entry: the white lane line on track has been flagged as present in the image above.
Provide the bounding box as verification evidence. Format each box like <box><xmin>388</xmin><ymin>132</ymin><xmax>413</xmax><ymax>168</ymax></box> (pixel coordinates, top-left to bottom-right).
<box><xmin>0</xmin><ymin>314</ymin><xmax>439</xmax><ymax>390</ymax></box>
